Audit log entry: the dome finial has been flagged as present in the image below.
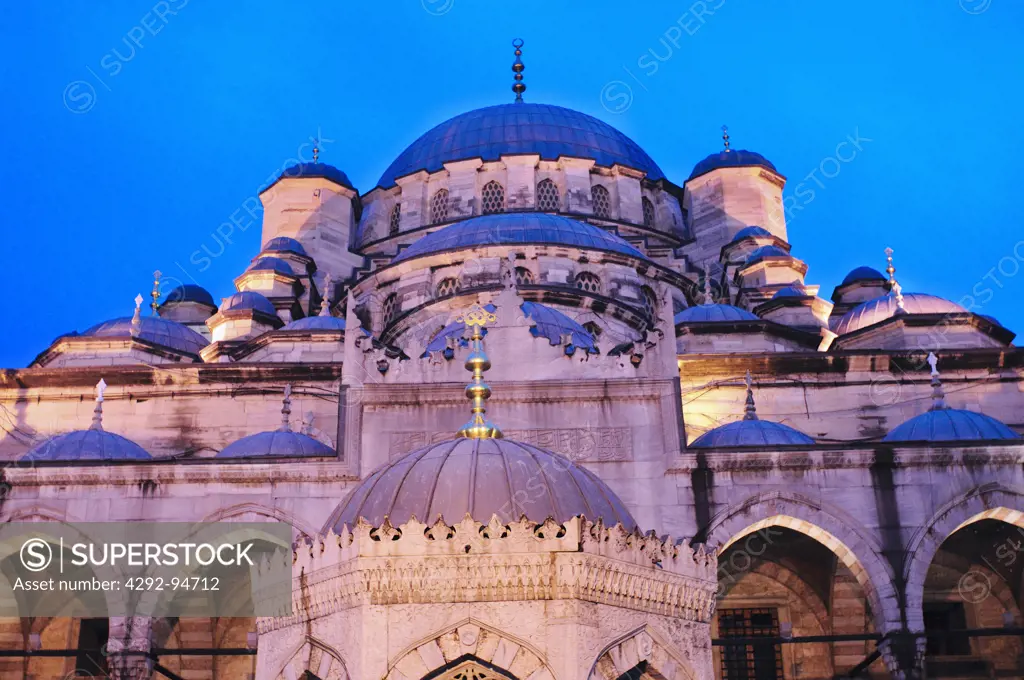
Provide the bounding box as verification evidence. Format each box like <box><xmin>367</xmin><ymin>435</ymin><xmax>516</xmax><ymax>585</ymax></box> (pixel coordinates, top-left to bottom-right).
<box><xmin>702</xmin><ymin>263</ymin><xmax>714</xmax><ymax>305</ymax></box>
<box><xmin>927</xmin><ymin>352</ymin><xmax>948</xmax><ymax>411</ymax></box>
<box><xmin>312</xmin><ymin>136</ymin><xmax>320</xmax><ymax>163</ymax></box>
<box><xmin>885</xmin><ymin>247</ymin><xmax>906</xmax><ymax>312</ymax></box>
<box><xmin>743</xmin><ymin>370</ymin><xmax>758</xmax><ymax>421</ymax></box>
<box><xmin>319</xmin><ymin>274</ymin><xmax>333</xmax><ymax>317</ymax></box>
<box><xmin>130</xmin><ymin>294</ymin><xmax>144</xmax><ymax>336</ymax></box>
<box><xmin>722</xmin><ymin>125</ymin><xmax>730</xmax><ymax>152</ymax></box>
<box><xmin>90</xmin><ymin>378</ymin><xmax>107</xmax><ymax>431</ymax></box>
<box><xmin>279</xmin><ymin>384</ymin><xmax>293</xmax><ymax>432</ymax></box>
<box><xmin>511</xmin><ymin>39</ymin><xmax>526</xmax><ymax>103</ymax></box>
<box><xmin>150</xmin><ymin>270</ymin><xmax>162</xmax><ymax>316</ymax></box>
<box><xmin>455</xmin><ymin>304</ymin><xmax>503</xmax><ymax>439</ymax></box>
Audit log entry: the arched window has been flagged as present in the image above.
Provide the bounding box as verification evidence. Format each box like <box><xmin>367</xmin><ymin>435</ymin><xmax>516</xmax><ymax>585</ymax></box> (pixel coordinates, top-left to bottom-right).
<box><xmin>381</xmin><ymin>293</ymin><xmax>398</xmax><ymax>325</ymax></box>
<box><xmin>582</xmin><ymin>321</ymin><xmax>602</xmax><ymax>338</ymax></box>
<box><xmin>591</xmin><ymin>184</ymin><xmax>611</xmax><ymax>218</ymax></box>
<box><xmin>514</xmin><ymin>267</ymin><xmax>534</xmax><ymax>285</ymax></box>
<box><xmin>575</xmin><ymin>271</ymin><xmax>601</xmax><ymax>294</ymax></box>
<box><xmin>430</xmin><ymin>188</ymin><xmax>450</xmax><ymax>224</ymax></box>
<box><xmin>481</xmin><ymin>181</ymin><xmax>505</xmax><ymax>215</ymax></box>
<box><xmin>641</xmin><ymin>285</ymin><xmax>658</xmax><ymax>317</ymax></box>
<box><xmin>642</xmin><ymin>196</ymin><xmax>656</xmax><ymax>228</ymax></box>
<box><xmin>536</xmin><ymin>178</ymin><xmax>560</xmax><ymax>212</ymax></box>
<box><xmin>436</xmin><ymin>277</ymin><xmax>460</xmax><ymax>298</ymax></box>
<box><xmin>389</xmin><ymin>204</ymin><xmax>401</xmax><ymax>235</ymax></box>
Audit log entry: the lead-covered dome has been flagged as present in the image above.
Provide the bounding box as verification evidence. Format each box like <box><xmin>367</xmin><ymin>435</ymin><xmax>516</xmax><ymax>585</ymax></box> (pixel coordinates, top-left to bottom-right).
<box><xmin>841</xmin><ymin>266</ymin><xmax>886</xmax><ymax>286</ymax></box>
<box><xmin>280</xmin><ymin>316</ymin><xmax>347</xmax><ymax>332</ymax></box>
<box><xmin>691</xmin><ymin>419</ymin><xmax>814</xmax><ymax>447</ymax></box>
<box><xmin>675</xmin><ymin>304</ymin><xmax>759</xmax><ymax>324</ymax></box>
<box><xmin>273</xmin><ymin>162</ymin><xmax>354</xmax><ymax>191</ymax></box>
<box><xmin>163</xmin><ymin>284</ymin><xmax>216</xmax><ymax>308</ymax></box>
<box><xmin>217</xmin><ymin>430</ymin><xmax>334</xmax><ymax>458</ymax></box>
<box><xmin>884</xmin><ymin>409</ymin><xmax>1018</xmax><ymax>442</ymax></box>
<box><xmin>689</xmin><ymin>149</ymin><xmax>778</xmax><ymax>181</ymax></box>
<box><xmin>377</xmin><ymin>103</ymin><xmax>664</xmax><ymax>189</ymax></box>
<box><xmin>83</xmin><ymin>317</ymin><xmax>209</xmax><ymax>355</ymax></box>
<box><xmin>325</xmin><ymin>438</ymin><xmax>637</xmax><ymax>532</ymax></box>
<box><xmin>22</xmin><ymin>430</ymin><xmax>151</xmax><ymax>463</ymax></box>
<box><xmin>392</xmin><ymin>212</ymin><xmax>645</xmax><ymax>264</ymax></box>
<box><xmin>834</xmin><ymin>293</ymin><xmax>966</xmax><ymax>336</ymax></box>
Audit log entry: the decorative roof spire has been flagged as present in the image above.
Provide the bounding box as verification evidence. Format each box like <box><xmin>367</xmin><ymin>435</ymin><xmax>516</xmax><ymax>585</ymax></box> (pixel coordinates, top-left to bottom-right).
<box><xmin>455</xmin><ymin>304</ymin><xmax>503</xmax><ymax>439</ymax></box>
<box><xmin>90</xmin><ymin>378</ymin><xmax>107</xmax><ymax>431</ymax></box>
<box><xmin>885</xmin><ymin>247</ymin><xmax>906</xmax><ymax>312</ymax></box>
<box><xmin>743</xmin><ymin>370</ymin><xmax>758</xmax><ymax>421</ymax></box>
<box><xmin>722</xmin><ymin>125</ymin><xmax>731</xmax><ymax>152</ymax></box>
<box><xmin>926</xmin><ymin>352</ymin><xmax>948</xmax><ymax>411</ymax></box>
<box><xmin>511</xmin><ymin>39</ymin><xmax>526</xmax><ymax>103</ymax></box>
<box><xmin>150</xmin><ymin>270</ymin><xmax>162</xmax><ymax>316</ymax></box>
<box><xmin>130</xmin><ymin>294</ymin><xmax>144</xmax><ymax>335</ymax></box>
<box><xmin>279</xmin><ymin>384</ymin><xmax>293</xmax><ymax>432</ymax></box>
<box><xmin>702</xmin><ymin>263</ymin><xmax>714</xmax><ymax>304</ymax></box>
<box><xmin>312</xmin><ymin>137</ymin><xmax>320</xmax><ymax>164</ymax></box>
<box><xmin>319</xmin><ymin>274</ymin><xmax>333</xmax><ymax>317</ymax></box>
<box><xmin>884</xmin><ymin>247</ymin><xmax>896</xmax><ymax>284</ymax></box>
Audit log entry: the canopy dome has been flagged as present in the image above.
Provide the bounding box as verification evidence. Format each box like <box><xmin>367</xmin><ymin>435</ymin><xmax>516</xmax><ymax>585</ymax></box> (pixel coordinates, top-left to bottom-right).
<box><xmin>248</xmin><ymin>256</ymin><xmax>294</xmax><ymax>275</ymax></box>
<box><xmin>376</xmin><ymin>103</ymin><xmax>664</xmax><ymax>189</ymax></box>
<box><xmin>217</xmin><ymin>430</ymin><xmax>334</xmax><ymax>458</ymax></box>
<box><xmin>841</xmin><ymin>266</ymin><xmax>887</xmax><ymax>286</ymax></box>
<box><xmin>83</xmin><ymin>317</ymin><xmax>208</xmax><ymax>355</ymax></box>
<box><xmin>884</xmin><ymin>409</ymin><xmax>1018</xmax><ymax>442</ymax></box>
<box><xmin>744</xmin><ymin>244</ymin><xmax>792</xmax><ymax>265</ymax></box>
<box><xmin>730</xmin><ymin>225</ymin><xmax>773</xmax><ymax>242</ymax></box>
<box><xmin>325</xmin><ymin>438</ymin><xmax>637</xmax><ymax>532</ymax></box>
<box><xmin>690</xmin><ymin>419</ymin><xmax>815</xmax><ymax>447</ymax></box>
<box><xmin>280</xmin><ymin>316</ymin><xmax>346</xmax><ymax>332</ymax></box>
<box><xmin>391</xmin><ymin>212</ymin><xmax>645</xmax><ymax>264</ymax></box>
<box><xmin>261</xmin><ymin>236</ymin><xmax>308</xmax><ymax>257</ymax></box>
<box><xmin>689</xmin><ymin>149</ymin><xmax>778</xmax><ymax>181</ymax></box>
<box><xmin>675</xmin><ymin>304</ymin><xmax>759</xmax><ymax>324</ymax></box>
<box><xmin>219</xmin><ymin>291</ymin><xmax>277</xmax><ymax>316</ymax></box>
<box><xmin>162</xmin><ymin>284</ymin><xmax>216</xmax><ymax>308</ymax></box>
<box><xmin>22</xmin><ymin>430</ymin><xmax>151</xmax><ymax>463</ymax></box>
<box><xmin>271</xmin><ymin>163</ymin><xmax>354</xmax><ymax>191</ymax></box>
<box><xmin>833</xmin><ymin>293</ymin><xmax>966</xmax><ymax>336</ymax></box>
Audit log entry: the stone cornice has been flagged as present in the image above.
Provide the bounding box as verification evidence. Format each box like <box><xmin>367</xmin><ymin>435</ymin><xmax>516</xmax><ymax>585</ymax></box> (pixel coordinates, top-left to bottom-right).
<box><xmin>350</xmin><ymin>377</ymin><xmax>676</xmax><ymax>405</ymax></box>
<box><xmin>0</xmin><ymin>364</ymin><xmax>343</xmax><ymax>392</ymax></box>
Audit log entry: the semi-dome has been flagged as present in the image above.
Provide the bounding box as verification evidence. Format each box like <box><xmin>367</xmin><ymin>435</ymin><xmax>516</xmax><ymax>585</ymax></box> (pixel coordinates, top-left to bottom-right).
<box><xmin>833</xmin><ymin>293</ymin><xmax>966</xmax><ymax>336</ymax></box>
<box><xmin>217</xmin><ymin>430</ymin><xmax>334</xmax><ymax>458</ymax></box>
<box><xmin>691</xmin><ymin>419</ymin><xmax>815</xmax><ymax>447</ymax></box>
<box><xmin>730</xmin><ymin>226</ymin><xmax>773</xmax><ymax>242</ymax></box>
<box><xmin>675</xmin><ymin>304</ymin><xmax>759</xmax><ymax>324</ymax></box>
<box><xmin>273</xmin><ymin>162</ymin><xmax>354</xmax><ymax>191</ymax></box>
<box><xmin>884</xmin><ymin>409</ymin><xmax>1018</xmax><ymax>442</ymax></box>
<box><xmin>83</xmin><ymin>317</ymin><xmax>208</xmax><ymax>355</ymax></box>
<box><xmin>280</xmin><ymin>316</ymin><xmax>347</xmax><ymax>332</ymax></box>
<box><xmin>261</xmin><ymin>236</ymin><xmax>308</xmax><ymax>257</ymax></box>
<box><xmin>689</xmin><ymin>149</ymin><xmax>778</xmax><ymax>181</ymax></box>
<box><xmin>220</xmin><ymin>291</ymin><xmax>278</xmax><ymax>316</ymax></box>
<box><xmin>744</xmin><ymin>245</ymin><xmax>792</xmax><ymax>265</ymax></box>
<box><xmin>391</xmin><ymin>212</ymin><xmax>646</xmax><ymax>264</ymax></box>
<box><xmin>22</xmin><ymin>430</ymin><xmax>151</xmax><ymax>462</ymax></box>
<box><xmin>377</xmin><ymin>103</ymin><xmax>664</xmax><ymax>189</ymax></box>
<box><xmin>162</xmin><ymin>284</ymin><xmax>216</xmax><ymax>308</ymax></box>
<box><xmin>248</xmin><ymin>256</ymin><xmax>294</xmax><ymax>275</ymax></box>
<box><xmin>772</xmin><ymin>286</ymin><xmax>811</xmax><ymax>299</ymax></box>
<box><xmin>841</xmin><ymin>266</ymin><xmax>887</xmax><ymax>286</ymax></box>
<box><xmin>324</xmin><ymin>438</ymin><xmax>637</xmax><ymax>532</ymax></box>
<box><xmin>521</xmin><ymin>301</ymin><xmax>597</xmax><ymax>352</ymax></box>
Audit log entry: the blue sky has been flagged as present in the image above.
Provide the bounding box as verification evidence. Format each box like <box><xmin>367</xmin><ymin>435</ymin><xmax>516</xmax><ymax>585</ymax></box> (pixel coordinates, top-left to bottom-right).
<box><xmin>1</xmin><ymin>1</ymin><xmax>1022</xmax><ymax>367</ymax></box>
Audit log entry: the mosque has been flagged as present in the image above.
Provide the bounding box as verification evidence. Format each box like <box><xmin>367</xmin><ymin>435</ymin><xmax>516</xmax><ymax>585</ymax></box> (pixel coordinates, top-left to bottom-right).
<box><xmin>1</xmin><ymin>41</ymin><xmax>1023</xmax><ymax>680</ymax></box>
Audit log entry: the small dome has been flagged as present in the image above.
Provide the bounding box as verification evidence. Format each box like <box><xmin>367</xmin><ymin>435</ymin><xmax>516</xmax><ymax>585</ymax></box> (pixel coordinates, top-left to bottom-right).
<box><xmin>884</xmin><ymin>409</ymin><xmax>1018</xmax><ymax>442</ymax></box>
<box><xmin>248</xmin><ymin>256</ymin><xmax>294</xmax><ymax>275</ymax></box>
<box><xmin>162</xmin><ymin>284</ymin><xmax>216</xmax><ymax>308</ymax></box>
<box><xmin>834</xmin><ymin>293</ymin><xmax>966</xmax><ymax>336</ymax></box>
<box><xmin>772</xmin><ymin>286</ymin><xmax>810</xmax><ymax>299</ymax></box>
<box><xmin>83</xmin><ymin>317</ymin><xmax>208</xmax><ymax>355</ymax></box>
<box><xmin>275</xmin><ymin>163</ymin><xmax>354</xmax><ymax>191</ymax></box>
<box><xmin>744</xmin><ymin>244</ymin><xmax>792</xmax><ymax>265</ymax></box>
<box><xmin>392</xmin><ymin>213</ymin><xmax>645</xmax><ymax>264</ymax></box>
<box><xmin>691</xmin><ymin>420</ymin><xmax>814</xmax><ymax>447</ymax></box>
<box><xmin>675</xmin><ymin>304</ymin><xmax>759</xmax><ymax>324</ymax></box>
<box><xmin>689</xmin><ymin>149</ymin><xmax>778</xmax><ymax>181</ymax></box>
<box><xmin>377</xmin><ymin>103</ymin><xmax>664</xmax><ymax>189</ymax></box>
<box><xmin>261</xmin><ymin>236</ymin><xmax>308</xmax><ymax>257</ymax></box>
<box><xmin>217</xmin><ymin>430</ymin><xmax>334</xmax><ymax>458</ymax></box>
<box><xmin>280</xmin><ymin>316</ymin><xmax>346</xmax><ymax>332</ymax></box>
<box><xmin>521</xmin><ymin>302</ymin><xmax>598</xmax><ymax>352</ymax></box>
<box><xmin>841</xmin><ymin>266</ymin><xmax>887</xmax><ymax>286</ymax></box>
<box><xmin>730</xmin><ymin>226</ymin><xmax>773</xmax><ymax>242</ymax></box>
<box><xmin>219</xmin><ymin>291</ymin><xmax>277</xmax><ymax>316</ymax></box>
<box><xmin>22</xmin><ymin>430</ymin><xmax>152</xmax><ymax>462</ymax></box>
<box><xmin>324</xmin><ymin>438</ymin><xmax>637</xmax><ymax>532</ymax></box>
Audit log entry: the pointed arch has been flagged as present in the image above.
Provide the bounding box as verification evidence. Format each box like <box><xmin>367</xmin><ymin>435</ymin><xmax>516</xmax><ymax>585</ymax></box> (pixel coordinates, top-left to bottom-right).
<box><xmin>202</xmin><ymin>501</ymin><xmax>318</xmax><ymax>541</ymax></box>
<box><xmin>385</xmin><ymin>618</ymin><xmax>555</xmax><ymax>680</ymax></box>
<box><xmin>703</xmin><ymin>491</ymin><xmax>901</xmax><ymax>634</ymax></box>
<box><xmin>589</xmin><ymin>624</ymin><xmax>698</xmax><ymax>680</ymax></box>
<box><xmin>274</xmin><ymin>635</ymin><xmax>349</xmax><ymax>680</ymax></box>
<box><xmin>903</xmin><ymin>484</ymin><xmax>1024</xmax><ymax>631</ymax></box>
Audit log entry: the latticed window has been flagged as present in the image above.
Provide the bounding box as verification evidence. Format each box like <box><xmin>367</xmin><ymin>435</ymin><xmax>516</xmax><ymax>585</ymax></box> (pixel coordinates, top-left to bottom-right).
<box><xmin>381</xmin><ymin>293</ymin><xmax>398</xmax><ymax>325</ymax></box>
<box><xmin>436</xmin><ymin>277</ymin><xmax>460</xmax><ymax>297</ymax></box>
<box><xmin>389</xmin><ymin>203</ymin><xmax>401</xmax><ymax>235</ymax></box>
<box><xmin>642</xmin><ymin>196</ymin><xmax>656</xmax><ymax>228</ymax></box>
<box><xmin>536</xmin><ymin>178</ymin><xmax>560</xmax><ymax>212</ymax></box>
<box><xmin>718</xmin><ymin>608</ymin><xmax>783</xmax><ymax>680</ymax></box>
<box><xmin>481</xmin><ymin>181</ymin><xmax>505</xmax><ymax>214</ymax></box>
<box><xmin>430</xmin><ymin>188</ymin><xmax>450</xmax><ymax>224</ymax></box>
<box><xmin>439</xmin><ymin>663</ymin><xmax>494</xmax><ymax>680</ymax></box>
<box><xmin>591</xmin><ymin>184</ymin><xmax>611</xmax><ymax>218</ymax></box>
<box><xmin>514</xmin><ymin>267</ymin><xmax>534</xmax><ymax>285</ymax></box>
<box><xmin>575</xmin><ymin>271</ymin><xmax>601</xmax><ymax>294</ymax></box>
<box><xmin>641</xmin><ymin>285</ymin><xmax>658</xmax><ymax>317</ymax></box>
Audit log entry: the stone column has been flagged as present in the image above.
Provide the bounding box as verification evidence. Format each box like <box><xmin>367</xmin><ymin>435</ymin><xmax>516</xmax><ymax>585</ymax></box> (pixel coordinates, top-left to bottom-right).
<box><xmin>106</xmin><ymin>616</ymin><xmax>152</xmax><ymax>680</ymax></box>
<box><xmin>879</xmin><ymin>632</ymin><xmax>926</xmax><ymax>680</ymax></box>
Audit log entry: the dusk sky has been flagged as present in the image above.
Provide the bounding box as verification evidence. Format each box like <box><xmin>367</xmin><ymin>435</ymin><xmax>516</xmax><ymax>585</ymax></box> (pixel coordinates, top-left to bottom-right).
<box><xmin>1</xmin><ymin>1</ymin><xmax>1022</xmax><ymax>367</ymax></box>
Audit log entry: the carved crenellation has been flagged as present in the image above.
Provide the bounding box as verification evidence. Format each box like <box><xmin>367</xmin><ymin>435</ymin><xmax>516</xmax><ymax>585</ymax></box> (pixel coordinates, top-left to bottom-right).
<box><xmin>255</xmin><ymin>515</ymin><xmax>717</xmax><ymax>634</ymax></box>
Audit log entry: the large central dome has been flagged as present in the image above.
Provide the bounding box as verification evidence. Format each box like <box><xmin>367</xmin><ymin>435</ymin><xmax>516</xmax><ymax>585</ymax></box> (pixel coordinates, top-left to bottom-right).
<box><xmin>376</xmin><ymin>103</ymin><xmax>665</xmax><ymax>189</ymax></box>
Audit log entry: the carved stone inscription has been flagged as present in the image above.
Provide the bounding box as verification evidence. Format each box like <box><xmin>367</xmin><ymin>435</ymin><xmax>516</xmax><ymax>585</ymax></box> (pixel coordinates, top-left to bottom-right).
<box><xmin>388</xmin><ymin>427</ymin><xmax>632</xmax><ymax>461</ymax></box>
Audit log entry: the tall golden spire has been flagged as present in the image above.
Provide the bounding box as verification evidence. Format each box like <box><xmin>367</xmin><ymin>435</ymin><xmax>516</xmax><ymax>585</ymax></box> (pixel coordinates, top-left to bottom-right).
<box><xmin>455</xmin><ymin>304</ymin><xmax>503</xmax><ymax>439</ymax></box>
<box><xmin>511</xmin><ymin>39</ymin><xmax>526</xmax><ymax>103</ymax></box>
<box><xmin>150</xmin><ymin>270</ymin><xmax>162</xmax><ymax>315</ymax></box>
<box><xmin>722</xmin><ymin>125</ymin><xmax>730</xmax><ymax>152</ymax></box>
